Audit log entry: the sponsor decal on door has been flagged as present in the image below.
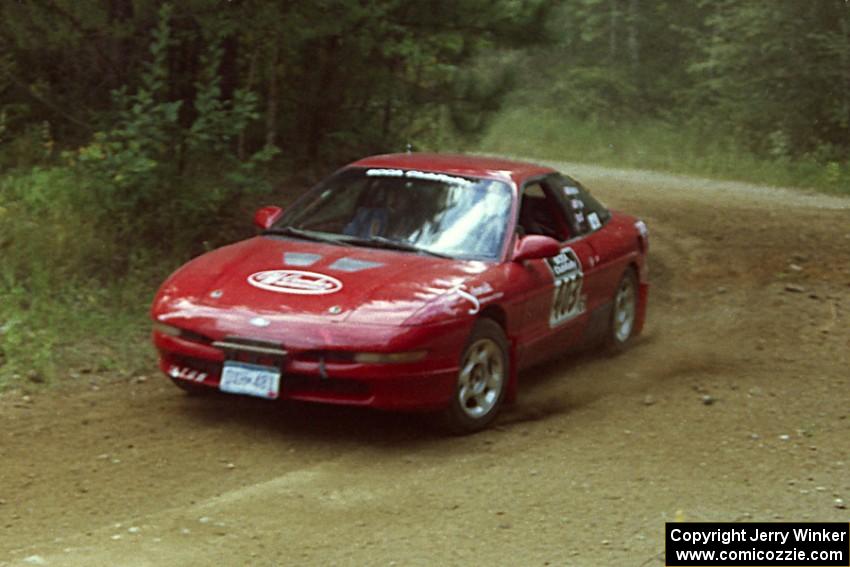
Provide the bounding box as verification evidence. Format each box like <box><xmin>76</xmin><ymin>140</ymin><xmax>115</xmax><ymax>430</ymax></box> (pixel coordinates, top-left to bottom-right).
<box><xmin>545</xmin><ymin>247</ymin><xmax>585</xmax><ymax>327</ymax></box>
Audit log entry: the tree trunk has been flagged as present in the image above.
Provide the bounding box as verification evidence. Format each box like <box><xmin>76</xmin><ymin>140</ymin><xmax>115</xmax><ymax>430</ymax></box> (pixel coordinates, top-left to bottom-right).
<box><xmin>265</xmin><ymin>42</ymin><xmax>279</xmax><ymax>148</ymax></box>
<box><xmin>609</xmin><ymin>0</ymin><xmax>619</xmax><ymax>60</ymax></box>
<box><xmin>108</xmin><ymin>0</ymin><xmax>134</xmax><ymax>88</ymax></box>
<box><xmin>627</xmin><ymin>0</ymin><xmax>640</xmax><ymax>70</ymax></box>
<box><xmin>220</xmin><ymin>34</ymin><xmax>239</xmax><ymax>102</ymax></box>
<box><xmin>238</xmin><ymin>50</ymin><xmax>258</xmax><ymax>161</ymax></box>
<box><xmin>306</xmin><ymin>36</ymin><xmax>341</xmax><ymax>162</ymax></box>
<box><xmin>841</xmin><ymin>8</ymin><xmax>850</xmax><ymax>139</ymax></box>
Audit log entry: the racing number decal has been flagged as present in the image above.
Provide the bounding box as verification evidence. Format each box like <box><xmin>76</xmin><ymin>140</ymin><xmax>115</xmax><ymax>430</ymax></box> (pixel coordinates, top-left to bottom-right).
<box><xmin>546</xmin><ymin>247</ymin><xmax>585</xmax><ymax>327</ymax></box>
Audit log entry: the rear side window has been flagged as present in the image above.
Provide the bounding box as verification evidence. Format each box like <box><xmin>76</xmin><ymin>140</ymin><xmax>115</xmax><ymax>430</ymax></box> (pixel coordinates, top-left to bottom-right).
<box><xmin>517</xmin><ymin>181</ymin><xmax>571</xmax><ymax>241</ymax></box>
<box><xmin>549</xmin><ymin>175</ymin><xmax>611</xmax><ymax>236</ymax></box>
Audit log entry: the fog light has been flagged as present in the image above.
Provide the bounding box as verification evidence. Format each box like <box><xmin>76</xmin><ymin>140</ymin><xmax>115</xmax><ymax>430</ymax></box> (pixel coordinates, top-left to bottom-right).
<box><xmin>353</xmin><ymin>351</ymin><xmax>427</xmax><ymax>364</ymax></box>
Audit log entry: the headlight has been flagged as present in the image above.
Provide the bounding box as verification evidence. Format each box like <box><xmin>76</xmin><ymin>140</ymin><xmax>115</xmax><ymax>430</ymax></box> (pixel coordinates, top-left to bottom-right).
<box><xmin>353</xmin><ymin>351</ymin><xmax>427</xmax><ymax>364</ymax></box>
<box><xmin>152</xmin><ymin>321</ymin><xmax>182</xmax><ymax>337</ymax></box>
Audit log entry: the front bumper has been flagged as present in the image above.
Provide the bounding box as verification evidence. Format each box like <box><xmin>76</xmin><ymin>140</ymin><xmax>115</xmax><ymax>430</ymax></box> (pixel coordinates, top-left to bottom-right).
<box><xmin>153</xmin><ymin>319</ymin><xmax>468</xmax><ymax>411</ymax></box>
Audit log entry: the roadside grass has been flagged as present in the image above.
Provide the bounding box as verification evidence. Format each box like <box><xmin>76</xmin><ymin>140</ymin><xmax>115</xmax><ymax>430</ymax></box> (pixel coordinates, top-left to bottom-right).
<box><xmin>478</xmin><ymin>107</ymin><xmax>850</xmax><ymax>195</ymax></box>
<box><xmin>0</xmin><ymin>168</ymin><xmax>159</xmax><ymax>388</ymax></box>
<box><xmin>0</xmin><ymin>162</ymin><xmax>307</xmax><ymax>391</ymax></box>
<box><xmin>0</xmin><ymin>275</ymin><xmax>155</xmax><ymax>388</ymax></box>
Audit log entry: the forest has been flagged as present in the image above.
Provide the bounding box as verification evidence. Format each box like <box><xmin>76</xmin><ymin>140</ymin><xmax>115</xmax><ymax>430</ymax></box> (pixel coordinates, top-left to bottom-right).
<box><xmin>1</xmin><ymin>0</ymin><xmax>849</xmax><ymax>386</ymax></box>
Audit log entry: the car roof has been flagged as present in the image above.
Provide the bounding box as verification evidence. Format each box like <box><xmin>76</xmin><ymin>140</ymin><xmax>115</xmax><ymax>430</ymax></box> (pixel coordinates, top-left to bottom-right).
<box><xmin>348</xmin><ymin>153</ymin><xmax>556</xmax><ymax>186</ymax></box>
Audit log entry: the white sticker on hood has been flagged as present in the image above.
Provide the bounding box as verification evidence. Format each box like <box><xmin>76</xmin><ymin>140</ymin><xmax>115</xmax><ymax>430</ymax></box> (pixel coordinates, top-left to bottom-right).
<box><xmin>248</xmin><ymin>270</ymin><xmax>343</xmax><ymax>295</ymax></box>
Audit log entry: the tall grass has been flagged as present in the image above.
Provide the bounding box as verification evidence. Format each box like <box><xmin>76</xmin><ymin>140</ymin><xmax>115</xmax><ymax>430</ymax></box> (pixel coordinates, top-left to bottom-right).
<box><xmin>478</xmin><ymin>107</ymin><xmax>850</xmax><ymax>194</ymax></box>
<box><xmin>0</xmin><ymin>162</ymin><xmax>298</xmax><ymax>390</ymax></box>
<box><xmin>0</xmin><ymin>167</ymin><xmax>166</xmax><ymax>388</ymax></box>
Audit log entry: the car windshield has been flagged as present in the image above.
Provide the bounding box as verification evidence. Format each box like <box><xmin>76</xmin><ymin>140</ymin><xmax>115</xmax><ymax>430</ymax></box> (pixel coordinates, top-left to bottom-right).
<box><xmin>274</xmin><ymin>167</ymin><xmax>513</xmax><ymax>260</ymax></box>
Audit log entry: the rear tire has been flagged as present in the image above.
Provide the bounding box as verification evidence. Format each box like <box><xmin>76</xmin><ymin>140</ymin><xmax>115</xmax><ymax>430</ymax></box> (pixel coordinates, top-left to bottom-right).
<box><xmin>438</xmin><ymin>319</ymin><xmax>509</xmax><ymax>435</ymax></box>
<box><xmin>607</xmin><ymin>268</ymin><xmax>638</xmax><ymax>352</ymax></box>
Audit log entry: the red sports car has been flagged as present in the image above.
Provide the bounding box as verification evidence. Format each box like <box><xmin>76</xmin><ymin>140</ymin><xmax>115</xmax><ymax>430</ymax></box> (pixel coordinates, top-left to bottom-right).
<box><xmin>151</xmin><ymin>154</ymin><xmax>649</xmax><ymax>433</ymax></box>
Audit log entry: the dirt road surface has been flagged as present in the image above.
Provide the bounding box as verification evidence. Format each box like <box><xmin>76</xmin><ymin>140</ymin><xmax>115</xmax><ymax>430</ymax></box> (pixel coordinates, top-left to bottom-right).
<box><xmin>2</xmin><ymin>162</ymin><xmax>848</xmax><ymax>566</ymax></box>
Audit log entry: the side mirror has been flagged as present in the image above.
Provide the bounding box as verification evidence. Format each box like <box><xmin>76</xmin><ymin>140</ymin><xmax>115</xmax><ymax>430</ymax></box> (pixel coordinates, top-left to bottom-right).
<box><xmin>253</xmin><ymin>206</ymin><xmax>283</xmax><ymax>230</ymax></box>
<box><xmin>512</xmin><ymin>235</ymin><xmax>561</xmax><ymax>262</ymax></box>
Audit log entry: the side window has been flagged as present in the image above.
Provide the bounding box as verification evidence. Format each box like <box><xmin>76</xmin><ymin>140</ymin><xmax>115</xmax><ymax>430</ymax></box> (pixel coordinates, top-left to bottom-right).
<box><xmin>517</xmin><ymin>181</ymin><xmax>570</xmax><ymax>241</ymax></box>
<box><xmin>548</xmin><ymin>175</ymin><xmax>610</xmax><ymax>236</ymax></box>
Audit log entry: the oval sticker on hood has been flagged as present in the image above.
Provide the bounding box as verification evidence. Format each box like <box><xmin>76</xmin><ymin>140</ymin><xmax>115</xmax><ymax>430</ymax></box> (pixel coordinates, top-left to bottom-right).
<box><xmin>247</xmin><ymin>270</ymin><xmax>343</xmax><ymax>295</ymax></box>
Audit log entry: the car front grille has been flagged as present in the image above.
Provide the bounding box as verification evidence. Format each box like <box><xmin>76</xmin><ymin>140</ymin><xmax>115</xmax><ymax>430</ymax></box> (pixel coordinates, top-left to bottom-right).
<box><xmin>213</xmin><ymin>337</ymin><xmax>288</xmax><ymax>367</ymax></box>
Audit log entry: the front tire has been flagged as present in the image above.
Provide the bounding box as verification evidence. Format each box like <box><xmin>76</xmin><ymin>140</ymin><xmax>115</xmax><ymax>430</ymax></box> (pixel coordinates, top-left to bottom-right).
<box><xmin>438</xmin><ymin>319</ymin><xmax>509</xmax><ymax>435</ymax></box>
<box><xmin>607</xmin><ymin>268</ymin><xmax>638</xmax><ymax>352</ymax></box>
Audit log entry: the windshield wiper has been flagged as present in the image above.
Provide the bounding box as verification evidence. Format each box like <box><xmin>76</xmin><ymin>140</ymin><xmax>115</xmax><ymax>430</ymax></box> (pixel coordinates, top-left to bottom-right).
<box><xmin>344</xmin><ymin>235</ymin><xmax>451</xmax><ymax>258</ymax></box>
<box><xmin>263</xmin><ymin>226</ymin><xmax>351</xmax><ymax>246</ymax></box>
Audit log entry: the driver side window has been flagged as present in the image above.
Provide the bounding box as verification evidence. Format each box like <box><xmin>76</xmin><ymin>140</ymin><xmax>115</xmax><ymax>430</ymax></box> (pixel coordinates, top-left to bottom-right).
<box><xmin>517</xmin><ymin>182</ymin><xmax>570</xmax><ymax>242</ymax></box>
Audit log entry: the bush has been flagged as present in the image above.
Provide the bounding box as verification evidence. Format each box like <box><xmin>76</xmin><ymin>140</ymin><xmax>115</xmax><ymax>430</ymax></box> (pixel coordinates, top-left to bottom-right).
<box><xmin>66</xmin><ymin>3</ymin><xmax>278</xmax><ymax>249</ymax></box>
<box><xmin>0</xmin><ymin>166</ymin><xmax>151</xmax><ymax>387</ymax></box>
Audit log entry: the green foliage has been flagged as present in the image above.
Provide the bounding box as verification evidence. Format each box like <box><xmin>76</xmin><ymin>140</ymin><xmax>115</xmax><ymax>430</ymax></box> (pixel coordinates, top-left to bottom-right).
<box><xmin>689</xmin><ymin>0</ymin><xmax>850</xmax><ymax>157</ymax></box>
<box><xmin>228</xmin><ymin>0</ymin><xmax>551</xmax><ymax>161</ymax></box>
<box><xmin>0</xmin><ymin>0</ymin><xmax>550</xmax><ymax>166</ymax></box>
<box><xmin>504</xmin><ymin>0</ymin><xmax>850</xmax><ymax>169</ymax></box>
<box><xmin>479</xmin><ymin>0</ymin><xmax>850</xmax><ymax>191</ymax></box>
<box><xmin>0</xmin><ymin>263</ymin><xmax>155</xmax><ymax>389</ymax></box>
<box><xmin>0</xmin><ymin>121</ymin><xmax>53</xmax><ymax>170</ymax></box>
<box><xmin>2</xmin><ymin>0</ymin><xmax>848</xmax><ymax>170</ymax></box>
<box><xmin>479</xmin><ymin>107</ymin><xmax>850</xmax><ymax>194</ymax></box>
<box><xmin>0</xmin><ymin>166</ymin><xmax>156</xmax><ymax>387</ymax></box>
<box><xmin>68</xmin><ymin>3</ymin><xmax>180</xmax><ymax>215</ymax></box>
<box><xmin>65</xmin><ymin>4</ymin><xmax>277</xmax><ymax>248</ymax></box>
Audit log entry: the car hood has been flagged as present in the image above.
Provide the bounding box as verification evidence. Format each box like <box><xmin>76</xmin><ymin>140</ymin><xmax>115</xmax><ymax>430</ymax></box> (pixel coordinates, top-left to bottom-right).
<box><xmin>151</xmin><ymin>236</ymin><xmax>490</xmax><ymax>331</ymax></box>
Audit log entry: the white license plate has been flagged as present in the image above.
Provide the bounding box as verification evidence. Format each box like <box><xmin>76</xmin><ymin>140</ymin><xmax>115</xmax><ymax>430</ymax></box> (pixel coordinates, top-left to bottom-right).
<box><xmin>219</xmin><ymin>361</ymin><xmax>281</xmax><ymax>400</ymax></box>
